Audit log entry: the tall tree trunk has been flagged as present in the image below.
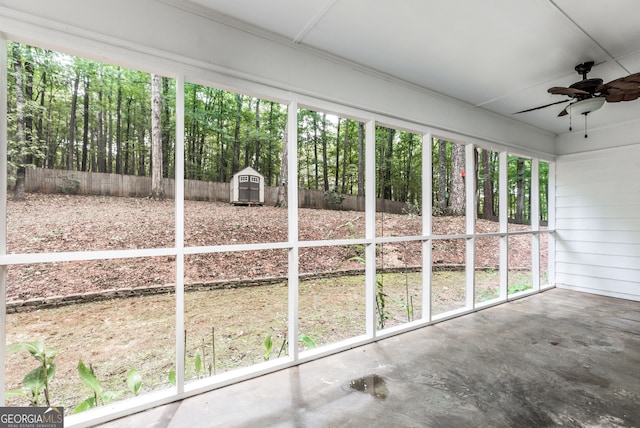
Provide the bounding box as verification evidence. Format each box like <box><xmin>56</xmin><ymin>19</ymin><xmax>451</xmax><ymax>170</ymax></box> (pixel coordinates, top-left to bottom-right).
<box><xmin>67</xmin><ymin>72</ymin><xmax>80</xmax><ymax>170</ymax></box>
<box><xmin>81</xmin><ymin>76</ymin><xmax>90</xmax><ymax>171</ymax></box>
<box><xmin>357</xmin><ymin>122</ymin><xmax>365</xmax><ymax>197</ymax></box>
<box><xmin>254</xmin><ymin>98</ymin><xmax>261</xmax><ymax>170</ymax></box>
<box><xmin>161</xmin><ymin>77</ymin><xmax>171</xmax><ymax>178</ymax></box>
<box><xmin>12</xmin><ymin>44</ymin><xmax>27</xmax><ymax>200</ymax></box>
<box><xmin>137</xmin><ymin>105</ymin><xmax>147</xmax><ymax>176</ymax></box>
<box><xmin>97</xmin><ymin>87</ymin><xmax>107</xmax><ymax>172</ymax></box>
<box><xmin>35</xmin><ymin>61</ymin><xmax>46</xmax><ymax>168</ymax></box>
<box><xmin>107</xmin><ymin>93</ymin><xmax>113</xmax><ymax>173</ymax></box>
<box><xmin>313</xmin><ymin>114</ymin><xmax>319</xmax><ymax>189</ymax></box>
<box><xmin>341</xmin><ymin>119</ymin><xmax>349</xmax><ymax>194</ymax></box>
<box><xmin>23</xmin><ymin>48</ymin><xmax>35</xmax><ymax>172</ymax></box>
<box><xmin>267</xmin><ymin>102</ymin><xmax>275</xmax><ymax>185</ymax></box>
<box><xmin>516</xmin><ymin>158</ymin><xmax>525</xmax><ymax>223</ymax></box>
<box><xmin>335</xmin><ymin>118</ymin><xmax>341</xmax><ymax>189</ymax></box>
<box><xmin>437</xmin><ymin>139</ymin><xmax>448</xmax><ymax>211</ymax></box>
<box><xmin>405</xmin><ymin>134</ymin><xmax>414</xmax><ymax>203</ymax></box>
<box><xmin>232</xmin><ymin>94</ymin><xmax>243</xmax><ymax>174</ymax></box>
<box><xmin>45</xmin><ymin>77</ymin><xmax>55</xmax><ymax>168</ymax></box>
<box><xmin>115</xmin><ymin>79</ymin><xmax>123</xmax><ymax>174</ymax></box>
<box><xmin>448</xmin><ymin>142</ymin><xmax>466</xmax><ymax>216</ymax></box>
<box><xmin>275</xmin><ymin>129</ymin><xmax>288</xmax><ymax>208</ymax></box>
<box><xmin>217</xmin><ymin>91</ymin><xmax>227</xmax><ymax>182</ymax></box>
<box><xmin>322</xmin><ymin>113</ymin><xmax>329</xmax><ymax>191</ymax></box>
<box><xmin>383</xmin><ymin>128</ymin><xmax>394</xmax><ymax>200</ymax></box>
<box><xmin>481</xmin><ymin>149</ymin><xmax>495</xmax><ymax>220</ymax></box>
<box><xmin>305</xmin><ymin>130</ymin><xmax>312</xmax><ymax>189</ymax></box>
<box><xmin>150</xmin><ymin>74</ymin><xmax>164</xmax><ymax>199</ymax></box>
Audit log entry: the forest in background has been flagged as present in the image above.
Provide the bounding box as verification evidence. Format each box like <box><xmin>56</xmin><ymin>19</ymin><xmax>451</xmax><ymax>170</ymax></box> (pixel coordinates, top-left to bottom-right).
<box><xmin>6</xmin><ymin>41</ymin><xmax>548</xmax><ymax>223</ymax></box>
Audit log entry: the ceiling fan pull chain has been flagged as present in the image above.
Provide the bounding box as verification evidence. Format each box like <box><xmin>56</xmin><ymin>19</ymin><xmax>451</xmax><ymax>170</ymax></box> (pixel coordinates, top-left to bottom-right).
<box><xmin>569</xmin><ymin>108</ymin><xmax>572</xmax><ymax>131</ymax></box>
<box><xmin>584</xmin><ymin>114</ymin><xmax>588</xmax><ymax>138</ymax></box>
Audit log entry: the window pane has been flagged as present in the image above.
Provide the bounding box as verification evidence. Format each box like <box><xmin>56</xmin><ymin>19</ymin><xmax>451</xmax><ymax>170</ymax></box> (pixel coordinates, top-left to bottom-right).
<box><xmin>476</xmin><ymin>148</ymin><xmax>500</xmax><ymax>233</ymax></box>
<box><xmin>297</xmin><ymin>110</ymin><xmax>366</xmax><ymax>240</ymax></box>
<box><xmin>539</xmin><ymin>161</ymin><xmax>549</xmax><ymax>230</ymax></box>
<box><xmin>184</xmin><ymin>249</ymin><xmax>288</xmax><ymax>377</ymax></box>
<box><xmin>6</xmin><ymin>258</ymin><xmax>175</xmax><ymax>412</ymax></box>
<box><xmin>432</xmin><ymin>138</ymin><xmax>466</xmax><ymax>235</ymax></box>
<box><xmin>432</xmin><ymin>238</ymin><xmax>466</xmax><ymax>316</ymax></box>
<box><xmin>508</xmin><ymin>155</ymin><xmax>532</xmax><ymax>231</ymax></box>
<box><xmin>299</xmin><ymin>245</ymin><xmax>366</xmax><ymax>347</ymax></box>
<box><xmin>508</xmin><ymin>235</ymin><xmax>532</xmax><ymax>295</ymax></box>
<box><xmin>540</xmin><ymin>232</ymin><xmax>550</xmax><ymax>287</ymax></box>
<box><xmin>475</xmin><ymin>236</ymin><xmax>501</xmax><ymax>303</ymax></box>
<box><xmin>375</xmin><ymin>126</ymin><xmax>422</xmax><ymax>237</ymax></box>
<box><xmin>182</xmin><ymin>85</ymin><xmax>287</xmax><ymax>246</ymax></box>
<box><xmin>376</xmin><ymin>240</ymin><xmax>422</xmax><ymax>330</ymax></box>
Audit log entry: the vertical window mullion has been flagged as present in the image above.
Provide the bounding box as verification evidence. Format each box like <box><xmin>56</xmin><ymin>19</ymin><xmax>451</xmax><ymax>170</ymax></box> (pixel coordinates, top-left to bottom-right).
<box><xmin>365</xmin><ymin>119</ymin><xmax>376</xmax><ymax>337</ymax></box>
<box><xmin>0</xmin><ymin>37</ymin><xmax>8</xmax><ymax>406</ymax></box>
<box><xmin>499</xmin><ymin>151</ymin><xmax>508</xmax><ymax>300</ymax></box>
<box><xmin>422</xmin><ymin>133</ymin><xmax>432</xmax><ymax>321</ymax></box>
<box><xmin>531</xmin><ymin>158</ymin><xmax>540</xmax><ymax>291</ymax></box>
<box><xmin>287</xmin><ymin>101</ymin><xmax>299</xmax><ymax>360</ymax></box>
<box><xmin>547</xmin><ymin>162</ymin><xmax>557</xmax><ymax>286</ymax></box>
<box><xmin>174</xmin><ymin>73</ymin><xmax>186</xmax><ymax>394</ymax></box>
<box><xmin>465</xmin><ymin>144</ymin><xmax>476</xmax><ymax>308</ymax></box>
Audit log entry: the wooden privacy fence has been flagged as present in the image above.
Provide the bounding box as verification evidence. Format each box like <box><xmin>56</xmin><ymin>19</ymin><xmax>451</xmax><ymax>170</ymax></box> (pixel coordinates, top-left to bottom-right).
<box><xmin>24</xmin><ymin>168</ymin><xmax>410</xmax><ymax>214</ymax></box>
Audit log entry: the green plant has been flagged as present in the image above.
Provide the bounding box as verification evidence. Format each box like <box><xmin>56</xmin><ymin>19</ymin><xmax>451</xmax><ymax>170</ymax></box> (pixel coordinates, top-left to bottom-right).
<box><xmin>263</xmin><ymin>333</ymin><xmax>316</xmax><ymax>361</ymax></box>
<box><xmin>57</xmin><ymin>175</ymin><xmax>80</xmax><ymax>194</ymax></box>
<box><xmin>375</xmin><ymin>277</ymin><xmax>390</xmax><ymax>329</ymax></box>
<box><xmin>338</xmin><ymin>256</ymin><xmax>390</xmax><ymax>329</ymax></box>
<box><xmin>402</xmin><ymin>202</ymin><xmax>422</xmax><ymax>218</ymax></box>
<box><xmin>126</xmin><ymin>368</ymin><xmax>143</xmax><ymax>396</ymax></box>
<box><xmin>508</xmin><ymin>278</ymin><xmax>532</xmax><ymax>295</ymax></box>
<box><xmin>323</xmin><ymin>188</ymin><xmax>345</xmax><ymax>210</ymax></box>
<box><xmin>73</xmin><ymin>361</ymin><xmax>124</xmax><ymax>413</ymax></box>
<box><xmin>6</xmin><ymin>341</ymin><xmax>57</xmax><ymax>407</ymax></box>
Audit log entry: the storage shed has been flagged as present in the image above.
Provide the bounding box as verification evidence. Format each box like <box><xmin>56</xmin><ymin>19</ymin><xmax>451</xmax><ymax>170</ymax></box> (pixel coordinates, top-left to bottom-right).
<box><xmin>230</xmin><ymin>167</ymin><xmax>264</xmax><ymax>205</ymax></box>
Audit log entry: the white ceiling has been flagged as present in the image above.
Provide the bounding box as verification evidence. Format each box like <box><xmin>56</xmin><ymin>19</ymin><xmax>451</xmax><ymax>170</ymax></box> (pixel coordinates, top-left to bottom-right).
<box><xmin>169</xmin><ymin>0</ymin><xmax>640</xmax><ymax>136</ymax></box>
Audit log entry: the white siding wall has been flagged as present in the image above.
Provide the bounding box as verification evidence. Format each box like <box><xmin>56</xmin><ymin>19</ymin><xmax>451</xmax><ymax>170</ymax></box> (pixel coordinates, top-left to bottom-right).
<box><xmin>555</xmin><ymin>144</ymin><xmax>640</xmax><ymax>301</ymax></box>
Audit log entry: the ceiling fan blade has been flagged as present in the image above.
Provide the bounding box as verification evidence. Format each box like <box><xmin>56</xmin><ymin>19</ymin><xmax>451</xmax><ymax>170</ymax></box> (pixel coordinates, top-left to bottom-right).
<box><xmin>604</xmin><ymin>88</ymin><xmax>640</xmax><ymax>103</ymax></box>
<box><xmin>598</xmin><ymin>72</ymin><xmax>640</xmax><ymax>91</ymax></box>
<box><xmin>512</xmin><ymin>99</ymin><xmax>569</xmax><ymax>114</ymax></box>
<box><xmin>548</xmin><ymin>87</ymin><xmax>590</xmax><ymax>96</ymax></box>
<box><xmin>558</xmin><ymin>106</ymin><xmax>569</xmax><ymax>117</ymax></box>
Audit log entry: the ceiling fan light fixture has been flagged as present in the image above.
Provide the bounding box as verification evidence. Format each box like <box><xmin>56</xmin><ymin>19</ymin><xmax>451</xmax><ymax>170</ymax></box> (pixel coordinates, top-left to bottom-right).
<box><xmin>569</xmin><ymin>97</ymin><xmax>605</xmax><ymax>115</ymax></box>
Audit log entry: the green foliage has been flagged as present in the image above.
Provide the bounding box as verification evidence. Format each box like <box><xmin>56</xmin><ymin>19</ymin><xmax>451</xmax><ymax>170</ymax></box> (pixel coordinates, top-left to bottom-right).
<box><xmin>323</xmin><ymin>188</ymin><xmax>345</xmax><ymax>209</ymax></box>
<box><xmin>375</xmin><ymin>277</ymin><xmax>390</xmax><ymax>330</ymax></box>
<box><xmin>127</xmin><ymin>368</ymin><xmax>143</xmax><ymax>396</ymax></box>
<box><xmin>6</xmin><ymin>341</ymin><xmax>57</xmax><ymax>407</ymax></box>
<box><xmin>263</xmin><ymin>334</ymin><xmax>273</xmax><ymax>361</ymax></box>
<box><xmin>194</xmin><ymin>350</ymin><xmax>203</xmax><ymax>375</ymax></box>
<box><xmin>262</xmin><ymin>332</ymin><xmax>317</xmax><ymax>361</ymax></box>
<box><xmin>402</xmin><ymin>203</ymin><xmax>422</xmax><ymax>218</ymax></box>
<box><xmin>298</xmin><ymin>333</ymin><xmax>317</xmax><ymax>349</ymax></box>
<box><xmin>508</xmin><ymin>278</ymin><xmax>533</xmax><ymax>295</ymax></box>
<box><xmin>57</xmin><ymin>175</ymin><xmax>80</xmax><ymax>194</ymax></box>
<box><xmin>7</xmin><ymin>341</ymin><xmax>58</xmax><ymax>406</ymax></box>
<box><xmin>74</xmin><ymin>360</ymin><xmax>123</xmax><ymax>414</ymax></box>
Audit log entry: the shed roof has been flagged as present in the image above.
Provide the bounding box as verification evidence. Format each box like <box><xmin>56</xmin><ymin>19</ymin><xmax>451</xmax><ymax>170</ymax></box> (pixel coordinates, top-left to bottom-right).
<box><xmin>232</xmin><ymin>166</ymin><xmax>263</xmax><ymax>179</ymax></box>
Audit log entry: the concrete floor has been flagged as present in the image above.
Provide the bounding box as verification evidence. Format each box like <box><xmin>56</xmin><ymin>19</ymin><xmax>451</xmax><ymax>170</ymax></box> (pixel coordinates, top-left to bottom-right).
<box><xmin>98</xmin><ymin>289</ymin><xmax>640</xmax><ymax>427</ymax></box>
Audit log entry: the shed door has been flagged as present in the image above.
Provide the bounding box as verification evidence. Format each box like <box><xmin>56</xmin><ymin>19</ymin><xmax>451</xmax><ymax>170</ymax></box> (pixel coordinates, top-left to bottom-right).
<box><xmin>238</xmin><ymin>175</ymin><xmax>260</xmax><ymax>202</ymax></box>
<box><xmin>249</xmin><ymin>176</ymin><xmax>260</xmax><ymax>202</ymax></box>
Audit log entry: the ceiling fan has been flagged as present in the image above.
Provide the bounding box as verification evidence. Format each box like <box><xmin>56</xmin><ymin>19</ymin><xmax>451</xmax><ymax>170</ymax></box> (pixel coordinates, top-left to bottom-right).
<box><xmin>514</xmin><ymin>61</ymin><xmax>640</xmax><ymax>137</ymax></box>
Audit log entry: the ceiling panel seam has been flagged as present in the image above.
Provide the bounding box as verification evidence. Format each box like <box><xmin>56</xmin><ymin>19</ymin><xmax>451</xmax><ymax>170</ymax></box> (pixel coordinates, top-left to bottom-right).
<box><xmin>293</xmin><ymin>0</ymin><xmax>338</xmax><ymax>44</ymax></box>
<box><xmin>549</xmin><ymin>0</ymin><xmax>625</xmax><ymax>73</ymax></box>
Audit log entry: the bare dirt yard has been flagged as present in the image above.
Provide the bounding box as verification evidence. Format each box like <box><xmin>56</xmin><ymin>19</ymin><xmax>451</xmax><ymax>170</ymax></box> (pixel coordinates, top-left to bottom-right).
<box><xmin>5</xmin><ymin>193</ymin><xmax>535</xmax><ymax>301</ymax></box>
<box><xmin>4</xmin><ymin>193</ymin><xmax>541</xmax><ymax>413</ymax></box>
